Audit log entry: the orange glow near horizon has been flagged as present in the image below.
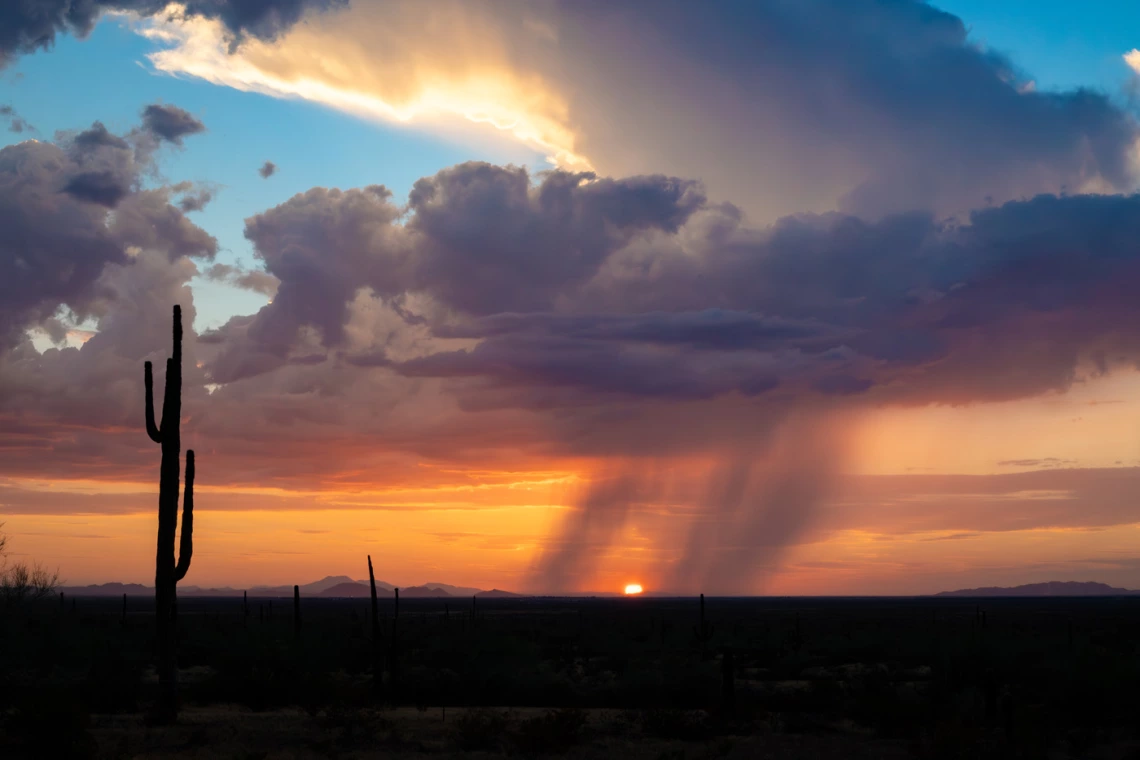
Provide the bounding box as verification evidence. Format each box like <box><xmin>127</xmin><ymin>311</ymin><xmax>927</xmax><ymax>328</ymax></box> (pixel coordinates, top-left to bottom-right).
<box><xmin>6</xmin><ymin>373</ymin><xmax>1140</xmax><ymax>594</ymax></box>
<box><xmin>624</xmin><ymin>584</ymin><xmax>644</xmax><ymax>595</ymax></box>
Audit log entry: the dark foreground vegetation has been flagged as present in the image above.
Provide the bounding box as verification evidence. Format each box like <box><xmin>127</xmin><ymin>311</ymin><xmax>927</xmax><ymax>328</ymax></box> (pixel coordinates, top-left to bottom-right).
<box><xmin>3</xmin><ymin>595</ymin><xmax>1140</xmax><ymax>758</ymax></box>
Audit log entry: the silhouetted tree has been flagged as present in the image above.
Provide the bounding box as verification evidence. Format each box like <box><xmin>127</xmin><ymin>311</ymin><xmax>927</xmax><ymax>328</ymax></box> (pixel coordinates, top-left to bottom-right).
<box><xmin>144</xmin><ymin>304</ymin><xmax>195</xmax><ymax>721</ymax></box>
<box><xmin>0</xmin><ymin>523</ymin><xmax>61</xmax><ymax>604</ymax></box>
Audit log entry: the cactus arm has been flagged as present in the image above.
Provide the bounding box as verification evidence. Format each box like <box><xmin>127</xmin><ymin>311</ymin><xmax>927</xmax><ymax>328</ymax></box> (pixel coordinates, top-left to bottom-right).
<box><xmin>172</xmin><ymin>305</ymin><xmax>182</xmax><ymax>364</ymax></box>
<box><xmin>174</xmin><ymin>450</ymin><xmax>194</xmax><ymax>583</ymax></box>
<box><xmin>162</xmin><ymin>357</ymin><xmax>176</xmax><ymax>432</ymax></box>
<box><xmin>144</xmin><ymin>362</ymin><xmax>163</xmax><ymax>443</ymax></box>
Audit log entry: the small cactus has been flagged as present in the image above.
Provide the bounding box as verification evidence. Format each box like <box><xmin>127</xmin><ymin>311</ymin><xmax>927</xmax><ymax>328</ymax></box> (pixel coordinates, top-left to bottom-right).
<box><xmin>693</xmin><ymin>594</ymin><xmax>715</xmax><ymax>648</ymax></box>
<box><xmin>293</xmin><ymin>585</ymin><xmax>302</xmax><ymax>637</ymax></box>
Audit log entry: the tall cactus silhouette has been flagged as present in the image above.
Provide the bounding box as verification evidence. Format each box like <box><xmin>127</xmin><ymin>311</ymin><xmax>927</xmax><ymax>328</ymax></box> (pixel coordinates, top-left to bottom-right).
<box><xmin>368</xmin><ymin>555</ymin><xmax>382</xmax><ymax>694</ymax></box>
<box><xmin>145</xmin><ymin>304</ymin><xmax>195</xmax><ymax>720</ymax></box>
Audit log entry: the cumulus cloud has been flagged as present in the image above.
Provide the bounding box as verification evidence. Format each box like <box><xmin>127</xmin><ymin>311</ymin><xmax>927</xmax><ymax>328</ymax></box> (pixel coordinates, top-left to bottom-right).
<box><xmin>137</xmin><ymin>0</ymin><xmax>1139</xmax><ymax>221</ymax></box>
<box><xmin>54</xmin><ymin>104</ymin><xmax>211</xmax><ymax>209</ymax></box>
<box><xmin>206</xmin><ymin>162</ymin><xmax>1140</xmax><ymax>412</ymax></box>
<box><xmin>259</xmin><ymin>160</ymin><xmax>276</xmax><ymax>178</ymax></box>
<box><xmin>206</xmin><ymin>165</ymin><xmax>704</xmax><ymax>381</ymax></box>
<box><xmin>0</xmin><ymin>103</ymin><xmax>33</xmax><ymax>133</ymax></box>
<box><xmin>172</xmin><ymin>181</ymin><xmax>215</xmax><ymax>212</ymax></box>
<box><xmin>0</xmin><ymin>113</ymin><xmax>212</xmax><ymax>352</ymax></box>
<box><xmin>0</xmin><ymin>0</ymin><xmax>345</xmax><ymax>68</ymax></box>
<box><xmin>204</xmin><ymin>262</ymin><xmax>279</xmax><ymax>295</ymax></box>
<box><xmin>141</xmin><ymin>103</ymin><xmax>205</xmax><ymax>144</ymax></box>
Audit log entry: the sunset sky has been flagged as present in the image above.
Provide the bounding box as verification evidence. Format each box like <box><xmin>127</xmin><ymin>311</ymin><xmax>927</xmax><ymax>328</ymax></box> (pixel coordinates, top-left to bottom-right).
<box><xmin>4</xmin><ymin>1</ymin><xmax>1140</xmax><ymax>595</ymax></box>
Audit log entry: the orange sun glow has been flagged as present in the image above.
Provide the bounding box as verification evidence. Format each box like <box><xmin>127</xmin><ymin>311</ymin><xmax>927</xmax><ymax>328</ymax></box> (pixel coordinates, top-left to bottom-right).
<box><xmin>624</xmin><ymin>584</ymin><xmax>644</xmax><ymax>595</ymax></box>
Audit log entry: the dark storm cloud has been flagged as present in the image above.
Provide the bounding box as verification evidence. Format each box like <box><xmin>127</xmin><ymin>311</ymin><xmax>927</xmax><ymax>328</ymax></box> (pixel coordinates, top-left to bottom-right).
<box><xmin>62</xmin><ymin>170</ymin><xmax>130</xmax><ymax>207</ymax></box>
<box><xmin>141</xmin><ymin>103</ymin><xmax>205</xmax><ymax>145</ymax></box>
<box><xmin>399</xmin><ymin>336</ymin><xmax>784</xmax><ymax>401</ymax></box>
<box><xmin>58</xmin><ymin>121</ymin><xmax>137</xmax><ymax>206</ymax></box>
<box><xmin>0</xmin><ymin>1</ymin><xmax>346</xmax><ymax>67</ymax></box>
<box><xmin>0</xmin><ymin>140</ymin><xmax>126</xmax><ymax>349</ymax></box>
<box><xmin>259</xmin><ymin>160</ymin><xmax>277</xmax><ymax>178</ymax></box>
<box><xmin>433</xmin><ymin>310</ymin><xmax>845</xmax><ymax>349</ymax></box>
<box><xmin>204</xmin><ymin>155</ymin><xmax>1140</xmax><ymax>410</ymax></box>
<box><xmin>0</xmin><ymin>116</ymin><xmax>213</xmax><ymax>351</ymax></box>
<box><xmin>396</xmin><ymin>193</ymin><xmax>1140</xmax><ymax>406</ymax></box>
<box><xmin>543</xmin><ymin>0</ymin><xmax>1140</xmax><ymax>218</ymax></box>
<box><xmin>404</xmin><ymin>165</ymin><xmax>705</xmax><ymax>314</ymax></box>
<box><xmin>208</xmin><ymin>165</ymin><xmax>706</xmax><ymax>382</ymax></box>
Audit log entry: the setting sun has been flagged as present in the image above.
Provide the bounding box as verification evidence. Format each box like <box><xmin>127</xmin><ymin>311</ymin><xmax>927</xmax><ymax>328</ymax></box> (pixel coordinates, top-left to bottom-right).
<box><xmin>624</xmin><ymin>584</ymin><xmax>644</xmax><ymax>595</ymax></box>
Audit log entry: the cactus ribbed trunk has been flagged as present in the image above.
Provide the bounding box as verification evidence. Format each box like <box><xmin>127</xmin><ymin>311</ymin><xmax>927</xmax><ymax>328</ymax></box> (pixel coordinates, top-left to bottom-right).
<box><xmin>145</xmin><ymin>305</ymin><xmax>195</xmax><ymax>721</ymax></box>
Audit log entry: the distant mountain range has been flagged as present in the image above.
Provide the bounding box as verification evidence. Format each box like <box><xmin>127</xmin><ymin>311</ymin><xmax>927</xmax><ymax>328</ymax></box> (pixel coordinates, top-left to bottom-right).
<box><xmin>61</xmin><ymin>575</ymin><xmax>524</xmax><ymax>598</ymax></box>
<box><xmin>934</xmin><ymin>581</ymin><xmax>1140</xmax><ymax>597</ymax></box>
<box><xmin>68</xmin><ymin>578</ymin><xmax>1139</xmax><ymax>599</ymax></box>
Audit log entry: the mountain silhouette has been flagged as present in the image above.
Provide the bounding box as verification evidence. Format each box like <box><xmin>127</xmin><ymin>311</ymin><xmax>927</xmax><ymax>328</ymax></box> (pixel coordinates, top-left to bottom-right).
<box><xmin>935</xmin><ymin>581</ymin><xmax>1140</xmax><ymax>597</ymax></box>
<box><xmin>59</xmin><ymin>577</ymin><xmax>523</xmax><ymax>597</ymax></box>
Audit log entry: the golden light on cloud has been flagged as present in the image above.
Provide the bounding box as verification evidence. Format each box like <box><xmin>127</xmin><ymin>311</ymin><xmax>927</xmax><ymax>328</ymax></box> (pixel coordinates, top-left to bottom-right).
<box><xmin>134</xmin><ymin>4</ymin><xmax>592</xmax><ymax>170</ymax></box>
<box><xmin>624</xmin><ymin>583</ymin><xmax>644</xmax><ymax>595</ymax></box>
<box><xmin>1126</xmin><ymin>49</ymin><xmax>1140</xmax><ymax>75</ymax></box>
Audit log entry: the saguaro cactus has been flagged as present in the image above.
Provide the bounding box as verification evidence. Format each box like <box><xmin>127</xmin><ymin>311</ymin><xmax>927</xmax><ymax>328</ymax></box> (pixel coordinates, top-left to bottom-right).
<box><xmin>694</xmin><ymin>593</ymin><xmax>715</xmax><ymax>650</ymax></box>
<box><xmin>368</xmin><ymin>555</ymin><xmax>382</xmax><ymax>694</ymax></box>
<box><xmin>145</xmin><ymin>304</ymin><xmax>195</xmax><ymax>720</ymax></box>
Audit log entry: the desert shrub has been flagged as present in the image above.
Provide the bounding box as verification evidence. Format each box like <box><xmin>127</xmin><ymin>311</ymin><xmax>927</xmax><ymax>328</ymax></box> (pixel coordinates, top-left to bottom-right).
<box><xmin>453</xmin><ymin>707</ymin><xmax>510</xmax><ymax>751</ymax></box>
<box><xmin>512</xmin><ymin>708</ymin><xmax>588</xmax><ymax>754</ymax></box>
